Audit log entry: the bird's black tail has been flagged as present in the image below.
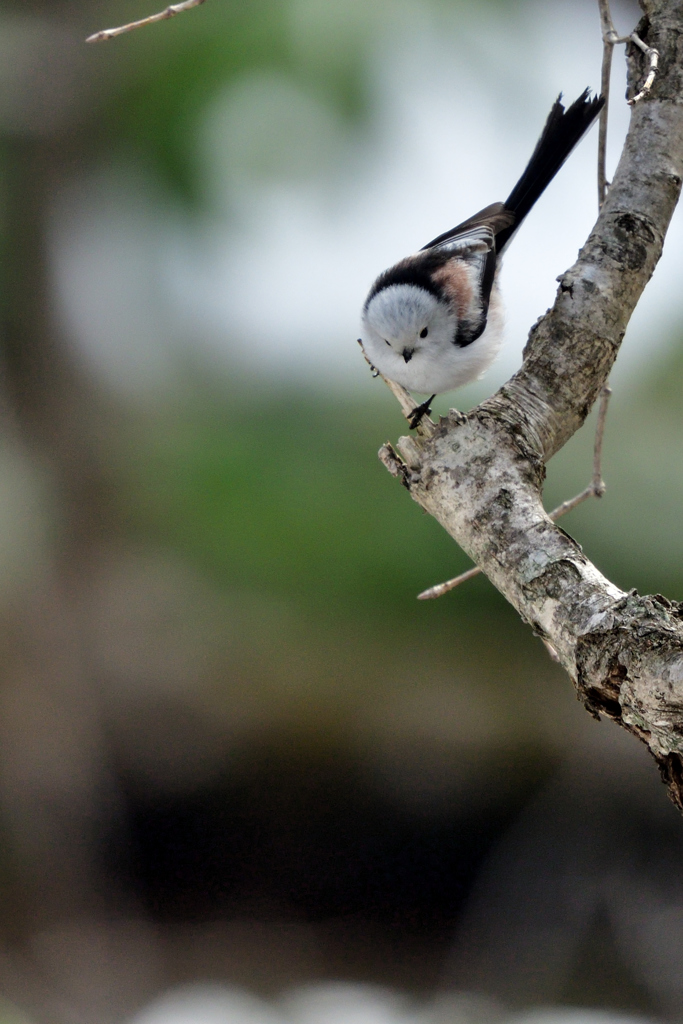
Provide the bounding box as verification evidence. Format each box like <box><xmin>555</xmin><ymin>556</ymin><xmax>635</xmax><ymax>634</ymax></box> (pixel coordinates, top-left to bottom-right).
<box><xmin>496</xmin><ymin>89</ymin><xmax>604</xmax><ymax>253</ymax></box>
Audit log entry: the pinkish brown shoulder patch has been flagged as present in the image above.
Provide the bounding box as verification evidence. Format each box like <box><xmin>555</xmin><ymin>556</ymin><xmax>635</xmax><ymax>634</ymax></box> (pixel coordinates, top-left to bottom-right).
<box><xmin>432</xmin><ymin>260</ymin><xmax>476</xmax><ymax>320</ymax></box>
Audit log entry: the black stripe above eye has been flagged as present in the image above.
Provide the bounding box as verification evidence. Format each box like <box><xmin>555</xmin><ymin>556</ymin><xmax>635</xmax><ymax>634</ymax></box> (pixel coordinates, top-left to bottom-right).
<box><xmin>364</xmin><ymin>258</ymin><xmax>446</xmax><ymax>309</ymax></box>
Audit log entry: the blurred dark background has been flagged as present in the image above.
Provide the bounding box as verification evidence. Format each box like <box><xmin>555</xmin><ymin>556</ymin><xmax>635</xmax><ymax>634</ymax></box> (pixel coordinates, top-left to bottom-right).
<box><xmin>1</xmin><ymin>1</ymin><xmax>683</xmax><ymax>1022</ymax></box>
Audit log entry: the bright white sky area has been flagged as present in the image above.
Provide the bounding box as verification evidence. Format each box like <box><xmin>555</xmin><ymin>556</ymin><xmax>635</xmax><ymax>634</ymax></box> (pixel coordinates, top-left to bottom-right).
<box><xmin>51</xmin><ymin>0</ymin><xmax>682</xmax><ymax>400</ymax></box>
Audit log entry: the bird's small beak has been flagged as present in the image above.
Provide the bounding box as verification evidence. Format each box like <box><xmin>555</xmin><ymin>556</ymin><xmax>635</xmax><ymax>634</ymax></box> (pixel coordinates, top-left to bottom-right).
<box><xmin>402</xmin><ymin>348</ymin><xmax>414</xmax><ymax>363</ymax></box>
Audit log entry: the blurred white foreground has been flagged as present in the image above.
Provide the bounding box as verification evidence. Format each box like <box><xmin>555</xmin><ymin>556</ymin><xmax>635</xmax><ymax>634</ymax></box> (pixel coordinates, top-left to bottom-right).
<box><xmin>127</xmin><ymin>983</ymin><xmax>658</xmax><ymax>1024</ymax></box>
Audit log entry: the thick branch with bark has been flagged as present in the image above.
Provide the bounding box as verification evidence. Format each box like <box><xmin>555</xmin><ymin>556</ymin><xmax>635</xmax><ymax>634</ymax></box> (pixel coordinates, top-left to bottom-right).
<box><xmin>378</xmin><ymin>0</ymin><xmax>683</xmax><ymax>807</ymax></box>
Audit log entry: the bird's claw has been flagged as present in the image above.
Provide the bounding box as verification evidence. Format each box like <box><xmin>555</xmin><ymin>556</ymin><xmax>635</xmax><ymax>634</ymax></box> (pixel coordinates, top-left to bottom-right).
<box><xmin>408</xmin><ymin>395</ymin><xmax>435</xmax><ymax>430</ymax></box>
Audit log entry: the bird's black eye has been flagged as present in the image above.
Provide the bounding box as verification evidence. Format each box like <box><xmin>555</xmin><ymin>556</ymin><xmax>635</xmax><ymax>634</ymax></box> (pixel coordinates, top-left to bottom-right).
<box><xmin>384</xmin><ymin>339</ymin><xmax>391</xmax><ymax>346</ymax></box>
<box><xmin>420</xmin><ymin>327</ymin><xmax>428</xmax><ymax>338</ymax></box>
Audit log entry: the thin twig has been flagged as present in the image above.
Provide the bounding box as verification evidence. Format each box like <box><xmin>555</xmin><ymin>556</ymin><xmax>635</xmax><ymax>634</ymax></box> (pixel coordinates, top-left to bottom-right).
<box><xmin>592</xmin><ymin>380</ymin><xmax>610</xmax><ymax>492</ymax></box>
<box><xmin>86</xmin><ymin>0</ymin><xmax>207</xmax><ymax>43</ymax></box>
<box><xmin>627</xmin><ymin>36</ymin><xmax>659</xmax><ymax>106</ymax></box>
<box><xmin>597</xmin><ymin>0</ymin><xmax>615</xmax><ymax>207</ymax></box>
<box><xmin>595</xmin><ymin>1</ymin><xmax>659</xmax><ymax>204</ymax></box>
<box><xmin>417</xmin><ymin>385</ymin><xmax>612</xmax><ymax>600</ymax></box>
<box><xmin>415</xmin><ymin>566</ymin><xmax>481</xmax><ymax>601</ymax></box>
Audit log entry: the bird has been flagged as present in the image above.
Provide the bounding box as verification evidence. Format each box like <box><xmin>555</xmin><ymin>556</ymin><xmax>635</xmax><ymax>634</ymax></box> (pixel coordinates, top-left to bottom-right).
<box><xmin>360</xmin><ymin>89</ymin><xmax>604</xmax><ymax>428</ymax></box>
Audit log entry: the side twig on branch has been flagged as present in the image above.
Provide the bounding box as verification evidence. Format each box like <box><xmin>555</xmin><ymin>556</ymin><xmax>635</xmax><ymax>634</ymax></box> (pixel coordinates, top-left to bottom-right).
<box><xmin>86</xmin><ymin>0</ymin><xmax>207</xmax><ymax>44</ymax></box>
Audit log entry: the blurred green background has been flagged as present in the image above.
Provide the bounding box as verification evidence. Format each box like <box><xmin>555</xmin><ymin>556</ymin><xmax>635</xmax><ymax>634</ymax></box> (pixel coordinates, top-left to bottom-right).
<box><xmin>1</xmin><ymin>1</ymin><xmax>683</xmax><ymax>1022</ymax></box>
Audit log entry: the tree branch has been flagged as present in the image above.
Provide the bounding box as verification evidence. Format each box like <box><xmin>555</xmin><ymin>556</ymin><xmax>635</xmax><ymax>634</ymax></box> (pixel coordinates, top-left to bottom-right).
<box><xmin>416</xmin><ymin>385</ymin><xmax>611</xmax><ymax>601</ymax></box>
<box><xmin>377</xmin><ymin>0</ymin><xmax>683</xmax><ymax>808</ymax></box>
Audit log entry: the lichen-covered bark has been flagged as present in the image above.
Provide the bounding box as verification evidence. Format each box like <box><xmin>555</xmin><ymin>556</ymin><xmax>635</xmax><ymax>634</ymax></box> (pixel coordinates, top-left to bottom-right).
<box><xmin>379</xmin><ymin>0</ymin><xmax>683</xmax><ymax>808</ymax></box>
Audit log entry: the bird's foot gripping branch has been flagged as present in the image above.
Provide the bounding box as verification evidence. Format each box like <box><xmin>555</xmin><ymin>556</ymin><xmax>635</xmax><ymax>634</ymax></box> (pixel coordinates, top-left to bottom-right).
<box><xmin>373</xmin><ymin>0</ymin><xmax>683</xmax><ymax>809</ymax></box>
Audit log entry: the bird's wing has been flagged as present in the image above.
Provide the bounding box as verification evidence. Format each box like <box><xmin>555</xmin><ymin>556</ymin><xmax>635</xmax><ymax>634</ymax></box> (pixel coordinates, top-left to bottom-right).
<box><xmin>421</xmin><ymin>202</ymin><xmax>514</xmax><ymax>253</ymax></box>
<box><xmin>426</xmin><ymin>223</ymin><xmax>495</xmax><ymax>257</ymax></box>
<box><xmin>420</xmin><ymin>205</ymin><xmax>514</xmax><ymax>346</ymax></box>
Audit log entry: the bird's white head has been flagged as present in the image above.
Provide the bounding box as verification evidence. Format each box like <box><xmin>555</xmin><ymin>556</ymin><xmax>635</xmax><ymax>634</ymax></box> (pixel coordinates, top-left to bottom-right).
<box><xmin>361</xmin><ymin>283</ymin><xmax>458</xmax><ymax>392</ymax></box>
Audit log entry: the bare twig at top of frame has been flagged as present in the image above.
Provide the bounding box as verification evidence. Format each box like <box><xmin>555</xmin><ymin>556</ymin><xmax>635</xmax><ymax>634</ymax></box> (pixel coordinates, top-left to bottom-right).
<box><xmin>86</xmin><ymin>0</ymin><xmax>207</xmax><ymax>44</ymax></box>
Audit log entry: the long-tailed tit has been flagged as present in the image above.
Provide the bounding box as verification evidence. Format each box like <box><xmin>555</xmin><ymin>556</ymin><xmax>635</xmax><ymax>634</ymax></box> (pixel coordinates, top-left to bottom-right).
<box><xmin>360</xmin><ymin>90</ymin><xmax>604</xmax><ymax>427</ymax></box>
